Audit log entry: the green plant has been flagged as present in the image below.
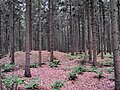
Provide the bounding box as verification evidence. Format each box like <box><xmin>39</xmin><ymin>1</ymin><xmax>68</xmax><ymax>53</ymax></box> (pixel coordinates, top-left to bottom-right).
<box><xmin>109</xmin><ymin>72</ymin><xmax>115</xmax><ymax>81</ymax></box>
<box><xmin>51</xmin><ymin>81</ymin><xmax>64</xmax><ymax>90</ymax></box>
<box><xmin>49</xmin><ymin>60</ymin><xmax>60</xmax><ymax>68</ymax></box>
<box><xmin>104</xmin><ymin>67</ymin><xmax>114</xmax><ymax>73</ymax></box>
<box><xmin>102</xmin><ymin>60</ymin><xmax>113</xmax><ymax>67</ymax></box>
<box><xmin>68</xmin><ymin>72</ymin><xmax>77</xmax><ymax>80</ymax></box>
<box><xmin>94</xmin><ymin>71</ymin><xmax>104</xmax><ymax>79</ymax></box>
<box><xmin>68</xmin><ymin>66</ymin><xmax>86</xmax><ymax>80</ymax></box>
<box><xmin>2</xmin><ymin>64</ymin><xmax>15</xmax><ymax>72</ymax></box>
<box><xmin>2</xmin><ymin>75</ymin><xmax>24</xmax><ymax>90</ymax></box>
<box><xmin>30</xmin><ymin>62</ymin><xmax>38</xmax><ymax>68</ymax></box>
<box><xmin>73</xmin><ymin>66</ymin><xmax>86</xmax><ymax>74</ymax></box>
<box><xmin>25</xmin><ymin>77</ymin><xmax>40</xmax><ymax>90</ymax></box>
<box><xmin>86</xmin><ymin>66</ymin><xmax>98</xmax><ymax>72</ymax></box>
<box><xmin>87</xmin><ymin>67</ymin><xmax>104</xmax><ymax>79</ymax></box>
<box><xmin>1</xmin><ymin>73</ymin><xmax>5</xmax><ymax>78</ymax></box>
<box><xmin>68</xmin><ymin>53</ymin><xmax>85</xmax><ymax>60</ymax></box>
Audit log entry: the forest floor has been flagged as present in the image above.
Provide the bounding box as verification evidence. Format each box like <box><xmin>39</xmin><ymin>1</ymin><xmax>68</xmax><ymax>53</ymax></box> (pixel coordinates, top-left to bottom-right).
<box><xmin>1</xmin><ymin>51</ymin><xmax>114</xmax><ymax>90</ymax></box>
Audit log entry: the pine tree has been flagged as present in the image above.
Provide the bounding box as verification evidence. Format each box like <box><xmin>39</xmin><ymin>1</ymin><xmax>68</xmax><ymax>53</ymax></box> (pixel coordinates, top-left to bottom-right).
<box><xmin>24</xmin><ymin>0</ymin><xmax>32</xmax><ymax>77</ymax></box>
<box><xmin>110</xmin><ymin>0</ymin><xmax>120</xmax><ymax>89</ymax></box>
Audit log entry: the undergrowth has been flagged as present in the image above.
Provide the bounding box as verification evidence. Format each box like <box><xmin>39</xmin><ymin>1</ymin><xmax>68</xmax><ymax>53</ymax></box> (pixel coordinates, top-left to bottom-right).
<box><xmin>2</xmin><ymin>75</ymin><xmax>24</xmax><ymax>90</ymax></box>
<box><xmin>109</xmin><ymin>72</ymin><xmax>115</xmax><ymax>81</ymax></box>
<box><xmin>25</xmin><ymin>77</ymin><xmax>40</xmax><ymax>90</ymax></box>
<box><xmin>2</xmin><ymin>64</ymin><xmax>15</xmax><ymax>72</ymax></box>
<box><xmin>68</xmin><ymin>53</ymin><xmax>86</xmax><ymax>60</ymax></box>
<box><xmin>30</xmin><ymin>62</ymin><xmax>38</xmax><ymax>68</ymax></box>
<box><xmin>68</xmin><ymin>66</ymin><xmax>86</xmax><ymax>80</ymax></box>
<box><xmin>68</xmin><ymin>66</ymin><xmax>104</xmax><ymax>80</ymax></box>
<box><xmin>73</xmin><ymin>66</ymin><xmax>86</xmax><ymax>74</ymax></box>
<box><xmin>51</xmin><ymin>80</ymin><xmax>64</xmax><ymax>90</ymax></box>
<box><xmin>87</xmin><ymin>67</ymin><xmax>104</xmax><ymax>79</ymax></box>
<box><xmin>104</xmin><ymin>67</ymin><xmax>114</xmax><ymax>73</ymax></box>
<box><xmin>49</xmin><ymin>60</ymin><xmax>60</xmax><ymax>68</ymax></box>
<box><xmin>101</xmin><ymin>60</ymin><xmax>113</xmax><ymax>67</ymax></box>
<box><xmin>68</xmin><ymin>72</ymin><xmax>77</xmax><ymax>80</ymax></box>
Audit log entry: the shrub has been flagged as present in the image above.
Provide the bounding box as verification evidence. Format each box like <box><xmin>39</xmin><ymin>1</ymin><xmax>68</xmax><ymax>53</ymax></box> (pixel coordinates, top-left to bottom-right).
<box><xmin>25</xmin><ymin>77</ymin><xmax>40</xmax><ymax>90</ymax></box>
<box><xmin>73</xmin><ymin>66</ymin><xmax>86</xmax><ymax>74</ymax></box>
<box><xmin>2</xmin><ymin>75</ymin><xmax>24</xmax><ymax>90</ymax></box>
<box><xmin>68</xmin><ymin>66</ymin><xmax>86</xmax><ymax>80</ymax></box>
<box><xmin>109</xmin><ymin>72</ymin><xmax>115</xmax><ymax>81</ymax></box>
<box><xmin>30</xmin><ymin>62</ymin><xmax>38</xmax><ymax>68</ymax></box>
<box><xmin>94</xmin><ymin>71</ymin><xmax>104</xmax><ymax>79</ymax></box>
<box><xmin>51</xmin><ymin>81</ymin><xmax>64</xmax><ymax>90</ymax></box>
<box><xmin>104</xmin><ymin>67</ymin><xmax>114</xmax><ymax>73</ymax></box>
<box><xmin>68</xmin><ymin>72</ymin><xmax>77</xmax><ymax>80</ymax></box>
<box><xmin>87</xmin><ymin>67</ymin><xmax>104</xmax><ymax>79</ymax></box>
<box><xmin>102</xmin><ymin>60</ymin><xmax>113</xmax><ymax>67</ymax></box>
<box><xmin>86</xmin><ymin>66</ymin><xmax>98</xmax><ymax>72</ymax></box>
<box><xmin>1</xmin><ymin>73</ymin><xmax>5</xmax><ymax>79</ymax></box>
<box><xmin>49</xmin><ymin>60</ymin><xmax>60</xmax><ymax>68</ymax></box>
<box><xmin>2</xmin><ymin>64</ymin><xmax>15</xmax><ymax>72</ymax></box>
<box><xmin>68</xmin><ymin>53</ymin><xmax>85</xmax><ymax>60</ymax></box>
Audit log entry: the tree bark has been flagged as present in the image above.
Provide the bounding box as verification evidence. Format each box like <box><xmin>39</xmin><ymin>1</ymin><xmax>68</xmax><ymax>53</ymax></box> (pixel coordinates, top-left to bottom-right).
<box><xmin>90</xmin><ymin>0</ymin><xmax>97</xmax><ymax>66</ymax></box>
<box><xmin>38</xmin><ymin>0</ymin><xmax>42</xmax><ymax>66</ymax></box>
<box><xmin>87</xmin><ymin>0</ymin><xmax>92</xmax><ymax>61</ymax></box>
<box><xmin>24</xmin><ymin>0</ymin><xmax>32</xmax><ymax>77</ymax></box>
<box><xmin>29</xmin><ymin>0</ymin><xmax>32</xmax><ymax>50</ymax></box>
<box><xmin>0</xmin><ymin>8</ymin><xmax>3</xmax><ymax>87</ymax></box>
<box><xmin>118</xmin><ymin>0</ymin><xmax>120</xmax><ymax>44</ymax></box>
<box><xmin>69</xmin><ymin>0</ymin><xmax>74</xmax><ymax>55</ymax></box>
<box><xmin>99</xmin><ymin>2</ymin><xmax>104</xmax><ymax>59</ymax></box>
<box><xmin>9</xmin><ymin>0</ymin><xmax>15</xmax><ymax>64</ymax></box>
<box><xmin>0</xmin><ymin>64</ymin><xmax>3</xmax><ymax>90</ymax></box>
<box><xmin>0</xmin><ymin>9</ymin><xmax>2</xmax><ymax>55</ymax></box>
<box><xmin>49</xmin><ymin>0</ymin><xmax>54</xmax><ymax>61</ymax></box>
<box><xmin>102</xmin><ymin>3</ymin><xmax>107</xmax><ymax>55</ymax></box>
<box><xmin>110</xmin><ymin>0</ymin><xmax>120</xmax><ymax>89</ymax></box>
<box><xmin>18</xmin><ymin>13</ymin><xmax>22</xmax><ymax>51</ymax></box>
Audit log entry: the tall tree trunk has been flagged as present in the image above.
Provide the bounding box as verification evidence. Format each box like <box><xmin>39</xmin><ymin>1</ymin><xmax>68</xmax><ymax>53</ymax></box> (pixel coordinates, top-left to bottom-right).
<box><xmin>82</xmin><ymin>11</ymin><xmax>87</xmax><ymax>54</ymax></box>
<box><xmin>24</xmin><ymin>0</ymin><xmax>32</xmax><ymax>77</ymax></box>
<box><xmin>90</xmin><ymin>0</ymin><xmax>97</xmax><ymax>66</ymax></box>
<box><xmin>87</xmin><ymin>0</ymin><xmax>92</xmax><ymax>61</ymax></box>
<box><xmin>99</xmin><ymin>2</ymin><xmax>104</xmax><ymax>59</ymax></box>
<box><xmin>102</xmin><ymin>4</ymin><xmax>107</xmax><ymax>55</ymax></box>
<box><xmin>75</xmin><ymin>16</ymin><xmax>79</xmax><ymax>54</ymax></box>
<box><xmin>0</xmin><ymin>64</ymin><xmax>3</xmax><ymax>90</ymax></box>
<box><xmin>38</xmin><ymin>0</ymin><xmax>42</xmax><ymax>66</ymax></box>
<box><xmin>69</xmin><ymin>0</ymin><xmax>74</xmax><ymax>55</ymax></box>
<box><xmin>78</xmin><ymin>17</ymin><xmax>82</xmax><ymax>53</ymax></box>
<box><xmin>0</xmin><ymin>9</ymin><xmax>2</xmax><ymax>88</ymax></box>
<box><xmin>18</xmin><ymin>13</ymin><xmax>22</xmax><ymax>51</ymax></box>
<box><xmin>5</xmin><ymin>19</ymin><xmax>9</xmax><ymax>54</ymax></box>
<box><xmin>29</xmin><ymin>0</ymin><xmax>32</xmax><ymax>50</ymax></box>
<box><xmin>0</xmin><ymin>9</ymin><xmax>2</xmax><ymax>56</ymax></box>
<box><xmin>58</xmin><ymin>20</ymin><xmax>62</xmax><ymax>51</ymax></box>
<box><xmin>84</xmin><ymin>13</ymin><xmax>87</xmax><ymax>55</ymax></box>
<box><xmin>66</xmin><ymin>19</ymin><xmax>69</xmax><ymax>53</ymax></box>
<box><xmin>49</xmin><ymin>0</ymin><xmax>54</xmax><ymax>61</ymax></box>
<box><xmin>110</xmin><ymin>0</ymin><xmax>120</xmax><ymax>89</ymax></box>
<box><xmin>9</xmin><ymin>0</ymin><xmax>15</xmax><ymax>64</ymax></box>
<box><xmin>118</xmin><ymin>0</ymin><xmax>120</xmax><ymax>44</ymax></box>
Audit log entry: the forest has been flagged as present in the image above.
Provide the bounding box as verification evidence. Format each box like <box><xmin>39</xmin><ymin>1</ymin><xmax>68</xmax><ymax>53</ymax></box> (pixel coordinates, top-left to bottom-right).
<box><xmin>0</xmin><ymin>0</ymin><xmax>120</xmax><ymax>90</ymax></box>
